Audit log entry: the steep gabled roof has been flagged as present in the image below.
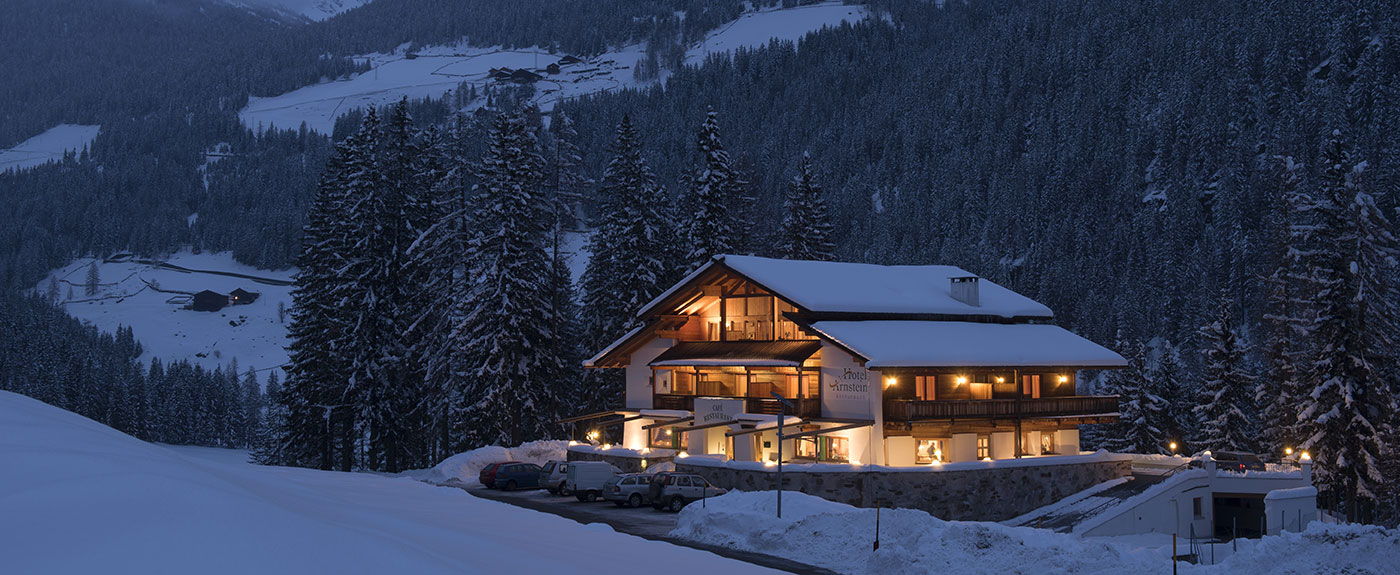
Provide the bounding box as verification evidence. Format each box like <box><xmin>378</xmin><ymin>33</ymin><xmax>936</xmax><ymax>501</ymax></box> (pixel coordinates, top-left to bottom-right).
<box><xmin>807</xmin><ymin>321</ymin><xmax>1127</xmax><ymax>368</ymax></box>
<box><xmin>634</xmin><ymin>255</ymin><xmax>1052</xmax><ymax>320</ymax></box>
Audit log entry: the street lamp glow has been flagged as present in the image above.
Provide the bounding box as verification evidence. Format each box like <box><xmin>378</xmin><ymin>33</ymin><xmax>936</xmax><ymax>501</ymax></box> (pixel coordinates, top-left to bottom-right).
<box><xmin>1168</xmin><ymin>441</ymin><xmax>1178</xmax><ymax>452</ymax></box>
<box><xmin>1285</xmin><ymin>447</ymin><xmax>1294</xmax><ymax>456</ymax></box>
<box><xmin>884</xmin><ymin>376</ymin><xmax>898</xmax><ymax>388</ymax></box>
<box><xmin>1300</xmin><ymin>451</ymin><xmax>1311</xmax><ymax>461</ymax></box>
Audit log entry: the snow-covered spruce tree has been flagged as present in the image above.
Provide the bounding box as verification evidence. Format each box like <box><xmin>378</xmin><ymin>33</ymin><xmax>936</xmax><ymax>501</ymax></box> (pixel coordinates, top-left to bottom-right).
<box><xmin>84</xmin><ymin>261</ymin><xmax>99</xmax><ymax>296</ymax></box>
<box><xmin>1152</xmin><ymin>340</ymin><xmax>1192</xmax><ymax>451</ymax></box>
<box><xmin>1099</xmin><ymin>339</ymin><xmax>1172</xmax><ymax>454</ymax></box>
<box><xmin>1295</xmin><ymin>130</ymin><xmax>1399</xmax><ymax>519</ymax></box>
<box><xmin>547</xmin><ymin>108</ymin><xmax>588</xmax><ymax>232</ymax></box>
<box><xmin>581</xmin><ymin>116</ymin><xmax>679</xmax><ymax>413</ymax></box>
<box><xmin>777</xmin><ymin>152</ymin><xmax>837</xmax><ymax>261</ymax></box>
<box><xmin>1192</xmin><ymin>294</ymin><xmax>1257</xmax><ymax>453</ymax></box>
<box><xmin>279</xmin><ymin>117</ymin><xmax>367</xmax><ymax>471</ymax></box>
<box><xmin>449</xmin><ymin>112</ymin><xmax>564</xmax><ymax>448</ymax></box>
<box><xmin>1258</xmin><ymin>155</ymin><xmax>1310</xmax><ymax>451</ymax></box>
<box><xmin>682</xmin><ymin>107</ymin><xmax>751</xmax><ymax>267</ymax></box>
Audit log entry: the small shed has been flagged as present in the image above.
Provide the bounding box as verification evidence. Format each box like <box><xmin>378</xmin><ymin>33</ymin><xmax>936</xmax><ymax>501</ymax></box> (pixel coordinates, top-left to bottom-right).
<box><xmin>509</xmin><ymin>69</ymin><xmax>543</xmax><ymax>83</ymax></box>
<box><xmin>229</xmin><ymin>288</ymin><xmax>260</xmax><ymax>305</ymax></box>
<box><xmin>558</xmin><ymin>55</ymin><xmax>583</xmax><ymax>65</ymax></box>
<box><xmin>192</xmin><ymin>290</ymin><xmax>227</xmax><ymax>312</ymax></box>
<box><xmin>544</xmin><ymin>62</ymin><xmax>561</xmax><ymax>75</ymax></box>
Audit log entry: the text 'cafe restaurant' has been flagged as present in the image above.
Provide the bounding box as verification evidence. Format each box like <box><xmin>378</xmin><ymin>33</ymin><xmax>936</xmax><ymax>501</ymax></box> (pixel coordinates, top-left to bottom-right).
<box><xmin>565</xmin><ymin>255</ymin><xmax>1128</xmax><ymax>467</ymax></box>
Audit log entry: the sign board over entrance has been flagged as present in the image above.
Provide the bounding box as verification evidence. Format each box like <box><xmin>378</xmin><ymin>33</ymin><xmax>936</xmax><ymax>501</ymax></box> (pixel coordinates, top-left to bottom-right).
<box><xmin>694</xmin><ymin>397</ymin><xmax>744</xmax><ymax>424</ymax></box>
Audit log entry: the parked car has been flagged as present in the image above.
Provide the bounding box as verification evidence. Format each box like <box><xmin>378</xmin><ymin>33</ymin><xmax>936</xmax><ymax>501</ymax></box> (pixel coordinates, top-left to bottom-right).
<box><xmin>539</xmin><ymin>460</ymin><xmax>571</xmax><ymax>495</ymax></box>
<box><xmin>648</xmin><ymin>472</ymin><xmax>726</xmax><ymax>512</ymax></box>
<box><xmin>493</xmin><ymin>462</ymin><xmax>544</xmax><ymax>490</ymax></box>
<box><xmin>478</xmin><ymin>461</ymin><xmax>517</xmax><ymax>488</ymax></box>
<box><xmin>566</xmin><ymin>461</ymin><xmax>620</xmax><ymax>502</ymax></box>
<box><xmin>602</xmin><ymin>473</ymin><xmax>654</xmax><ymax>508</ymax></box>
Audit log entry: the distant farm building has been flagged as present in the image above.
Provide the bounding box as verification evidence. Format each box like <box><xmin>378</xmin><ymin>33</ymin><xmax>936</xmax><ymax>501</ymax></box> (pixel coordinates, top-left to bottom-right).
<box><xmin>557</xmin><ymin>55</ymin><xmax>583</xmax><ymax>65</ymax></box>
<box><xmin>509</xmin><ymin>69</ymin><xmax>543</xmax><ymax>83</ymax></box>
<box><xmin>191</xmin><ymin>290</ymin><xmax>227</xmax><ymax>312</ymax></box>
<box><xmin>229</xmin><ymin>288</ymin><xmax>260</xmax><ymax>305</ymax></box>
<box><xmin>544</xmin><ymin>62</ymin><xmax>561</xmax><ymax>75</ymax></box>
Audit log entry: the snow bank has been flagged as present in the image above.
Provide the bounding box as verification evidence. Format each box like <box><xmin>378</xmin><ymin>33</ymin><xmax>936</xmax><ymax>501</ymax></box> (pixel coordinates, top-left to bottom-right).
<box><xmin>672</xmin><ymin>491</ymin><xmax>1163</xmax><ymax>575</ymax></box>
<box><xmin>0</xmin><ymin>124</ymin><xmax>100</xmax><ymax>172</ymax></box>
<box><xmin>0</xmin><ymin>391</ymin><xmax>778</xmax><ymax>574</ymax></box>
<box><xmin>672</xmin><ymin>490</ymin><xmax>1400</xmax><ymax>575</ymax></box>
<box><xmin>410</xmin><ymin>439</ymin><xmax>569</xmax><ymax>486</ymax></box>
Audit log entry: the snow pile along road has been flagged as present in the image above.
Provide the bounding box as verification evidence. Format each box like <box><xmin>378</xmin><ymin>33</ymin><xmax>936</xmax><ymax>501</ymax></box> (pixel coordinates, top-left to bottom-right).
<box><xmin>408</xmin><ymin>439</ymin><xmax>569</xmax><ymax>487</ymax></box>
<box><xmin>0</xmin><ymin>391</ymin><xmax>778</xmax><ymax>574</ymax></box>
<box><xmin>672</xmin><ymin>490</ymin><xmax>1399</xmax><ymax>575</ymax></box>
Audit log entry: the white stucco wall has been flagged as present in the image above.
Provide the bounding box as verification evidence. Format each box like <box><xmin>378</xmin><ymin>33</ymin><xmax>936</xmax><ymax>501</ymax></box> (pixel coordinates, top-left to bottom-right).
<box><xmin>950</xmin><ymin>433</ymin><xmax>978</xmax><ymax>462</ymax></box>
<box><xmin>625</xmin><ymin>337</ymin><xmax>674</xmax><ymax>409</ymax></box>
<box><xmin>886</xmin><ymin>435</ymin><xmax>916</xmax><ymax>466</ymax></box>
<box><xmin>991</xmin><ymin>432</ymin><xmax>1016</xmax><ymax>460</ymax></box>
<box><xmin>818</xmin><ymin>342</ymin><xmax>884</xmax><ymax>464</ymax></box>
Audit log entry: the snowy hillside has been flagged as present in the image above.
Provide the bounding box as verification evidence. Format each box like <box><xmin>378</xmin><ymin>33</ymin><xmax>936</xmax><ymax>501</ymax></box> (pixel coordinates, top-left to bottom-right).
<box><xmin>239</xmin><ymin>1</ymin><xmax>870</xmax><ymax>133</ymax></box>
<box><xmin>224</xmin><ymin>0</ymin><xmax>370</xmax><ymax>21</ymax></box>
<box><xmin>684</xmin><ymin>1</ymin><xmax>868</xmax><ymax>64</ymax></box>
<box><xmin>0</xmin><ymin>390</ymin><xmax>778</xmax><ymax>574</ymax></box>
<box><xmin>39</xmin><ymin>250</ymin><xmax>293</xmax><ymax>375</ymax></box>
<box><xmin>0</xmin><ymin>124</ymin><xmax>100</xmax><ymax>172</ymax></box>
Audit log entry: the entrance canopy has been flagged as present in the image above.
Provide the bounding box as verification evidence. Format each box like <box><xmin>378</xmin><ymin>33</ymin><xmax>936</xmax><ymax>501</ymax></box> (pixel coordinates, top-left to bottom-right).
<box><xmin>649</xmin><ymin>340</ymin><xmax>822</xmax><ymax>368</ymax></box>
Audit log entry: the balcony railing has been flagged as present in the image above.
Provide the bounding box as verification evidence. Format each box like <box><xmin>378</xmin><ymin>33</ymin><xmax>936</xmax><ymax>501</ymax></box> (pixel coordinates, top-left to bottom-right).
<box><xmin>884</xmin><ymin>395</ymin><xmax>1120</xmax><ymax>421</ymax></box>
<box><xmin>653</xmin><ymin>394</ymin><xmax>821</xmax><ymax>419</ymax></box>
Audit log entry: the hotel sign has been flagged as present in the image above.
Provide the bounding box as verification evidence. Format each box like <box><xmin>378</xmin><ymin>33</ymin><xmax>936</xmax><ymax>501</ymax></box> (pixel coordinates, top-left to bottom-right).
<box><xmin>827</xmin><ymin>367</ymin><xmax>871</xmax><ymax>400</ymax></box>
<box><xmin>694</xmin><ymin>397</ymin><xmax>744</xmax><ymax>423</ymax></box>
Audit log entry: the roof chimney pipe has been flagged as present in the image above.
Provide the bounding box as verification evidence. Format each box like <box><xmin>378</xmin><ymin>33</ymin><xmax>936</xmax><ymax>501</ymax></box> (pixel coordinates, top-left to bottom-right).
<box><xmin>950</xmin><ymin>276</ymin><xmax>980</xmax><ymax>307</ymax></box>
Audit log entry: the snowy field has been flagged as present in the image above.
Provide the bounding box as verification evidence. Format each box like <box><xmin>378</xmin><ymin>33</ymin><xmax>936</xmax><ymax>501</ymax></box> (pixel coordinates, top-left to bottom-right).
<box><xmin>239</xmin><ymin>1</ymin><xmax>869</xmax><ymax>134</ymax></box>
<box><xmin>684</xmin><ymin>1</ymin><xmax>868</xmax><ymax>64</ymax></box>
<box><xmin>673</xmin><ymin>490</ymin><xmax>1400</xmax><ymax>575</ymax></box>
<box><xmin>0</xmin><ymin>124</ymin><xmax>100</xmax><ymax>172</ymax></box>
<box><xmin>39</xmin><ymin>250</ymin><xmax>293</xmax><ymax>376</ymax></box>
<box><xmin>223</xmin><ymin>0</ymin><xmax>368</xmax><ymax>21</ymax></box>
<box><xmin>0</xmin><ymin>391</ymin><xmax>780</xmax><ymax>574</ymax></box>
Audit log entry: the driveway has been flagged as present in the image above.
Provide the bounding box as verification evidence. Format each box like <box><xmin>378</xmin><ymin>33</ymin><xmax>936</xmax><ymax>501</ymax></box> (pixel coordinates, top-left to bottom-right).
<box><xmin>458</xmin><ymin>486</ymin><xmax>838</xmax><ymax>575</ymax></box>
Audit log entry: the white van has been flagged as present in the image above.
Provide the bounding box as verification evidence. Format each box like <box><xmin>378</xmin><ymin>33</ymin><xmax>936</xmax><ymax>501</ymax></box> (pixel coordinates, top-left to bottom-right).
<box><xmin>566</xmin><ymin>461</ymin><xmax>620</xmax><ymax>502</ymax></box>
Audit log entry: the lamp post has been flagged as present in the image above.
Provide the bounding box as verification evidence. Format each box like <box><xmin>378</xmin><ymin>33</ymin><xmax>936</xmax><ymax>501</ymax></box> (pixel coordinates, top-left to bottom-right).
<box><xmin>772</xmin><ymin>391</ymin><xmax>794</xmax><ymax>519</ymax></box>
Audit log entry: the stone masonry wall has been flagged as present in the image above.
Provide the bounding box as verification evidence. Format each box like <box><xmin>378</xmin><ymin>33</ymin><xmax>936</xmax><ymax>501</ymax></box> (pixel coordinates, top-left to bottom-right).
<box><xmin>676</xmin><ymin>458</ymin><xmax>1132</xmax><ymax>522</ymax></box>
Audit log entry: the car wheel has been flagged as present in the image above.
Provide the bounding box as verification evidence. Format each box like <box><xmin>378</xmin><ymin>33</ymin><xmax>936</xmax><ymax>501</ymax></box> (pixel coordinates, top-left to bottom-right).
<box><xmin>628</xmin><ymin>494</ymin><xmax>643</xmax><ymax>508</ymax></box>
<box><xmin>586</xmin><ymin>491</ymin><xmax>600</xmax><ymax>502</ymax></box>
<box><xmin>668</xmin><ymin>496</ymin><xmax>686</xmax><ymax>512</ymax></box>
<box><xmin>559</xmin><ymin>486</ymin><xmax>572</xmax><ymax>497</ymax></box>
<box><xmin>504</xmin><ymin>480</ymin><xmax>517</xmax><ymax>491</ymax></box>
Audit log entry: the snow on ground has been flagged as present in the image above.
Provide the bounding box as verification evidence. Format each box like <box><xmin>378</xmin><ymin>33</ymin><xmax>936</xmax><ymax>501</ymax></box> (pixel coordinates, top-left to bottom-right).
<box><xmin>224</xmin><ymin>0</ymin><xmax>369</xmax><ymax>21</ymax></box>
<box><xmin>407</xmin><ymin>440</ymin><xmax>570</xmax><ymax>487</ymax></box>
<box><xmin>39</xmin><ymin>250</ymin><xmax>293</xmax><ymax>376</ymax></box>
<box><xmin>240</xmin><ymin>44</ymin><xmax>647</xmax><ymax>134</ymax></box>
<box><xmin>0</xmin><ymin>124</ymin><xmax>100</xmax><ymax>172</ymax></box>
<box><xmin>0</xmin><ymin>391</ymin><xmax>780</xmax><ymax>574</ymax></box>
<box><xmin>239</xmin><ymin>1</ymin><xmax>870</xmax><ymax>134</ymax></box>
<box><xmin>684</xmin><ymin>1</ymin><xmax>868</xmax><ymax>64</ymax></box>
<box><xmin>672</xmin><ymin>490</ymin><xmax>1400</xmax><ymax>575</ymax></box>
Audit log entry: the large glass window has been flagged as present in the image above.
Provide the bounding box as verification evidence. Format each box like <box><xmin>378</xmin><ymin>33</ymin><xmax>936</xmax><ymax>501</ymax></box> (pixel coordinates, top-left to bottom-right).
<box><xmin>915</xmin><ymin>438</ymin><xmax>947</xmax><ymax>463</ymax></box>
<box><xmin>649</xmin><ymin>426</ymin><xmax>687</xmax><ymax>450</ymax></box>
<box><xmin>1039</xmin><ymin>431</ymin><xmax>1057</xmax><ymax>455</ymax></box>
<box><xmin>795</xmin><ymin>435</ymin><xmax>849</xmax><ymax>462</ymax></box>
<box><xmin>1021</xmin><ymin>375</ymin><xmax>1041</xmax><ymax>399</ymax></box>
<box><xmin>724</xmin><ymin>296</ymin><xmax>773</xmax><ymax>340</ymax></box>
<box><xmin>696</xmin><ymin>370</ymin><xmax>743</xmax><ymax>396</ymax></box>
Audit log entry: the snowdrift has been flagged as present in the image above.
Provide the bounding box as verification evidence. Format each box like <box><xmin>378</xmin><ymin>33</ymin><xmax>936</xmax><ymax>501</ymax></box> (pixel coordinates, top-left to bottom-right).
<box><xmin>408</xmin><ymin>439</ymin><xmax>569</xmax><ymax>486</ymax></box>
<box><xmin>672</xmin><ymin>490</ymin><xmax>1399</xmax><ymax>575</ymax></box>
<box><xmin>0</xmin><ymin>391</ymin><xmax>777</xmax><ymax>574</ymax></box>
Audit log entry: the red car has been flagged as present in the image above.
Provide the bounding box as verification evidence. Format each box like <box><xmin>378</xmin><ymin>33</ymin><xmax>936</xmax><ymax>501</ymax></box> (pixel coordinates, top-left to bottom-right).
<box><xmin>478</xmin><ymin>461</ymin><xmax>519</xmax><ymax>488</ymax></box>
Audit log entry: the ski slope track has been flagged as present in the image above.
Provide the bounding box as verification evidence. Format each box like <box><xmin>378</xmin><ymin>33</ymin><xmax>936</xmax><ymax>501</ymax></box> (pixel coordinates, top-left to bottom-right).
<box><xmin>239</xmin><ymin>1</ymin><xmax>869</xmax><ymax>134</ymax></box>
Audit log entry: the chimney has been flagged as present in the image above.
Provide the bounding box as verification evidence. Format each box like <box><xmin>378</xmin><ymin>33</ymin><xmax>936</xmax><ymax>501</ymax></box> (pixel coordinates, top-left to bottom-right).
<box><xmin>950</xmin><ymin>276</ymin><xmax>980</xmax><ymax>307</ymax></box>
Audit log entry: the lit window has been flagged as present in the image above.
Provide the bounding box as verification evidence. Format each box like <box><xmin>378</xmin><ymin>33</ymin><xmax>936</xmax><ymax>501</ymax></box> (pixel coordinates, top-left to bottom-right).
<box><xmin>976</xmin><ymin>435</ymin><xmax>990</xmax><ymax>459</ymax></box>
<box><xmin>1040</xmin><ymin>432</ymin><xmax>1057</xmax><ymax>455</ymax></box>
<box><xmin>916</xmin><ymin>438</ymin><xmax>947</xmax><ymax>463</ymax></box>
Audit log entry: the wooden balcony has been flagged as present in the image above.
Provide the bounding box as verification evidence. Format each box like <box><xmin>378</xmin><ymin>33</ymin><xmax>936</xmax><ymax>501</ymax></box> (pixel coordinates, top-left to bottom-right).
<box><xmin>884</xmin><ymin>395</ymin><xmax>1119</xmax><ymax>421</ymax></box>
<box><xmin>653</xmin><ymin>394</ymin><xmax>821</xmax><ymax>419</ymax></box>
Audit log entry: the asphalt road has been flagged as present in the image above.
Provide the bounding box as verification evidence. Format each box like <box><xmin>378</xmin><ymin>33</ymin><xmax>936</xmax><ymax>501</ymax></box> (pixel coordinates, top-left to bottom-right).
<box><xmin>458</xmin><ymin>485</ymin><xmax>838</xmax><ymax>575</ymax></box>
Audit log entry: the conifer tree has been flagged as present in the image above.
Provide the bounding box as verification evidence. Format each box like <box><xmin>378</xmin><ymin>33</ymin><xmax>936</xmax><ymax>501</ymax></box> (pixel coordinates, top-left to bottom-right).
<box><xmin>449</xmin><ymin>112</ymin><xmax>563</xmax><ymax>448</ymax></box>
<box><xmin>682</xmin><ymin>108</ymin><xmax>750</xmax><ymax>267</ymax></box>
<box><xmin>1259</xmin><ymin>156</ymin><xmax>1309</xmax><ymax>451</ymax></box>
<box><xmin>1193</xmin><ymin>294</ymin><xmax>1257</xmax><ymax>453</ymax></box>
<box><xmin>1295</xmin><ymin>130</ymin><xmax>1399</xmax><ymax>518</ymax></box>
<box><xmin>84</xmin><ymin>262</ymin><xmax>100</xmax><ymax>296</ymax></box>
<box><xmin>1099</xmin><ymin>340</ymin><xmax>1172</xmax><ymax>454</ymax></box>
<box><xmin>777</xmin><ymin>152</ymin><xmax>836</xmax><ymax>260</ymax></box>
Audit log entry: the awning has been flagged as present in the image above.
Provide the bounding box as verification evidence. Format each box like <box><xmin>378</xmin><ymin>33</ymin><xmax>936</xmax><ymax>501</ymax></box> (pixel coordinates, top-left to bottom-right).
<box><xmin>778</xmin><ymin>420</ymin><xmax>874</xmax><ymax>441</ymax></box>
<box><xmin>649</xmin><ymin>340</ymin><xmax>822</xmax><ymax>368</ymax></box>
<box><xmin>557</xmin><ymin>410</ymin><xmax>639</xmax><ymax>424</ymax></box>
<box><xmin>642</xmin><ymin>416</ymin><xmax>694</xmax><ymax>430</ymax></box>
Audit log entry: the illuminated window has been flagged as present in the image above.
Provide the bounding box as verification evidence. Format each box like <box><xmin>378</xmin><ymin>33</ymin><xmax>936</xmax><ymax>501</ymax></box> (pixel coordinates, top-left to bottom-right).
<box><xmin>916</xmin><ymin>375</ymin><xmax>936</xmax><ymax>400</ymax></box>
<box><xmin>915</xmin><ymin>438</ymin><xmax>947</xmax><ymax>463</ymax></box>
<box><xmin>1040</xmin><ymin>431</ymin><xmax>1057</xmax><ymax>455</ymax></box>
<box><xmin>795</xmin><ymin>435</ymin><xmax>849</xmax><ymax>462</ymax></box>
<box><xmin>976</xmin><ymin>435</ymin><xmax>990</xmax><ymax>459</ymax></box>
<box><xmin>649</xmin><ymin>426</ymin><xmax>687</xmax><ymax>450</ymax></box>
<box><xmin>1021</xmin><ymin>374</ymin><xmax>1041</xmax><ymax>399</ymax></box>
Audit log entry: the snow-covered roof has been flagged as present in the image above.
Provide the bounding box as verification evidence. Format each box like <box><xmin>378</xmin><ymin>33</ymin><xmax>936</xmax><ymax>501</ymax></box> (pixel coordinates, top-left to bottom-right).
<box><xmin>807</xmin><ymin>321</ymin><xmax>1127</xmax><ymax>368</ymax></box>
<box><xmin>582</xmin><ymin>324</ymin><xmax>645</xmax><ymax>367</ymax></box>
<box><xmin>636</xmin><ymin>255</ymin><xmax>1053</xmax><ymax>319</ymax></box>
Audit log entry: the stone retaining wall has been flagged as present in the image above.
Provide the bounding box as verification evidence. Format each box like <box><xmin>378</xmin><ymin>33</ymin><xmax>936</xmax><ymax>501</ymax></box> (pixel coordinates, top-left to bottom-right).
<box><xmin>676</xmin><ymin>458</ymin><xmax>1132</xmax><ymax>521</ymax></box>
